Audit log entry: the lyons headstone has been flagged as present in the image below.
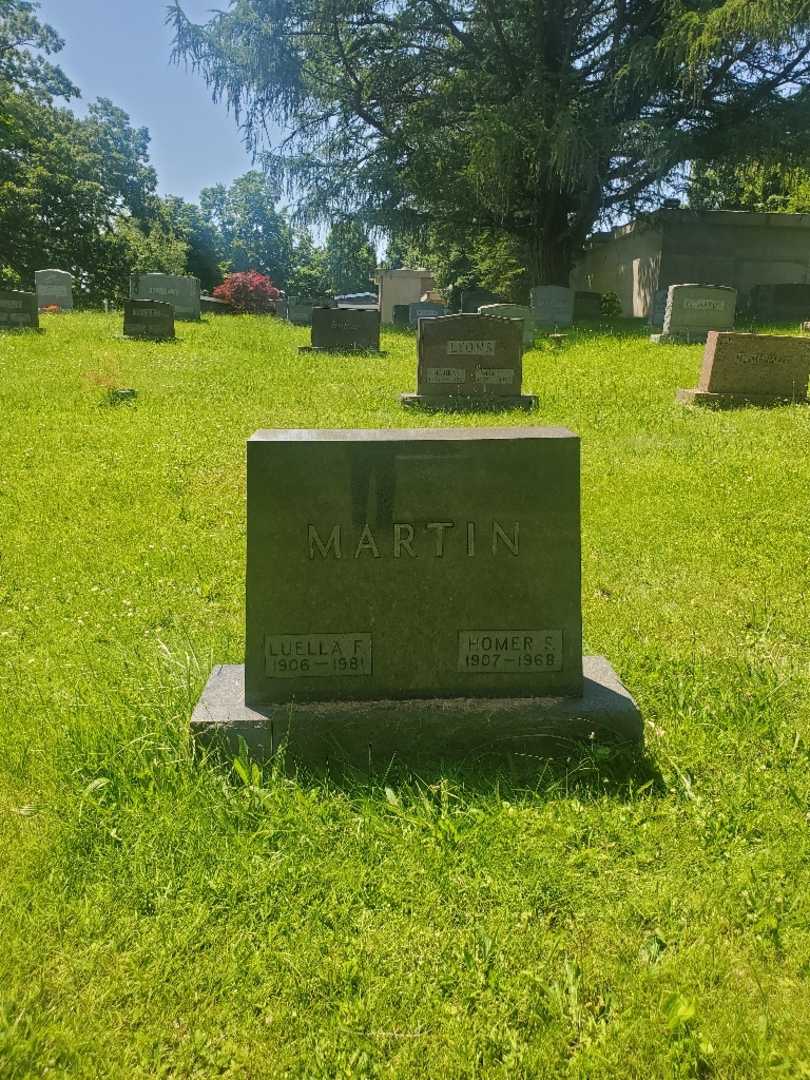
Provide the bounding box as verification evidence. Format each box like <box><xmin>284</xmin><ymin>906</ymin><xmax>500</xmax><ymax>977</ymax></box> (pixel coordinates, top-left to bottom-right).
<box><xmin>0</xmin><ymin>290</ymin><xmax>39</xmax><ymax>331</ymax></box>
<box><xmin>750</xmin><ymin>283</ymin><xmax>810</xmax><ymax>322</ymax></box>
<box><xmin>574</xmin><ymin>291</ymin><xmax>602</xmax><ymax>320</ymax></box>
<box><xmin>401</xmin><ymin>313</ymin><xmax>536</xmax><ymax>409</ymax></box>
<box><xmin>460</xmin><ymin>287</ymin><xmax>501</xmax><ymax>313</ymax></box>
<box><xmin>191</xmin><ymin>427</ymin><xmax>642</xmax><ymax>766</ymax></box>
<box><xmin>35</xmin><ymin>269</ymin><xmax>73</xmax><ymax>311</ymax></box>
<box><xmin>392</xmin><ymin>304</ymin><xmax>411</xmax><ymax>328</ymax></box>
<box><xmin>648</xmin><ymin>288</ymin><xmax>668</xmax><ymax>329</ymax></box>
<box><xmin>651</xmin><ymin>284</ymin><xmax>736</xmax><ymax>343</ymax></box>
<box><xmin>408</xmin><ymin>301</ymin><xmax>448</xmax><ymax>328</ymax></box>
<box><xmin>531</xmin><ymin>285</ymin><xmax>574</xmax><ymax>327</ymax></box>
<box><xmin>301</xmin><ymin>306</ymin><xmax>381</xmax><ymax>352</ymax></box>
<box><xmin>478</xmin><ymin>303</ymin><xmax>535</xmax><ymax>346</ymax></box>
<box><xmin>130</xmin><ymin>273</ymin><xmax>201</xmax><ymax>321</ymax></box>
<box><xmin>122</xmin><ymin>299</ymin><xmax>175</xmax><ymax>340</ymax></box>
<box><xmin>677</xmin><ymin>331</ymin><xmax>810</xmax><ymax>407</ymax></box>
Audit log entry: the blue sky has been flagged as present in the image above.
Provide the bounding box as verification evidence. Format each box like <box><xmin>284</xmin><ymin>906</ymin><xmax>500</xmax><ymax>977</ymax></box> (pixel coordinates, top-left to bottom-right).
<box><xmin>37</xmin><ymin>0</ymin><xmax>256</xmax><ymax>202</ymax></box>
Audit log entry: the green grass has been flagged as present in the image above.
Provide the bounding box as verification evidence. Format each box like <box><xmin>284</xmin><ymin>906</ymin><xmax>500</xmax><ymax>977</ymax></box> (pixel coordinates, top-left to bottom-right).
<box><xmin>1</xmin><ymin>311</ymin><xmax>809</xmax><ymax>1078</ymax></box>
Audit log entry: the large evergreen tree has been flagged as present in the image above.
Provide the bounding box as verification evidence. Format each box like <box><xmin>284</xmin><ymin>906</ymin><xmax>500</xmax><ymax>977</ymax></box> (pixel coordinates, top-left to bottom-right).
<box><xmin>170</xmin><ymin>0</ymin><xmax>810</xmax><ymax>285</ymax></box>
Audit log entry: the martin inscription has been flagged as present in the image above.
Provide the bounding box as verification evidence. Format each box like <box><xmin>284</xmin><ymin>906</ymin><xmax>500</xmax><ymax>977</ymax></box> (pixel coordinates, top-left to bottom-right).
<box><xmin>307</xmin><ymin>520</ymin><xmax>520</xmax><ymax>559</ymax></box>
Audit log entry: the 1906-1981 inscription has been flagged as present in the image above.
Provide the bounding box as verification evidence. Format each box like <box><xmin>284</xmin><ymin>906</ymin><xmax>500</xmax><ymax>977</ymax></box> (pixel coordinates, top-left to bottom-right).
<box><xmin>265</xmin><ymin>634</ymin><xmax>372</xmax><ymax>677</ymax></box>
<box><xmin>458</xmin><ymin>630</ymin><xmax>563</xmax><ymax>673</ymax></box>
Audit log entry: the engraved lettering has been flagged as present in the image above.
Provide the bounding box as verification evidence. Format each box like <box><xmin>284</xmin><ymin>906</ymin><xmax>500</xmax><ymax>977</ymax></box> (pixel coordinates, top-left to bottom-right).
<box><xmin>308</xmin><ymin>524</ymin><xmax>342</xmax><ymax>559</ymax></box>
<box><xmin>466</xmin><ymin>521</ymin><xmax>476</xmax><ymax>557</ymax></box>
<box><xmin>393</xmin><ymin>523</ymin><xmax>416</xmax><ymax>558</ymax></box>
<box><xmin>426</xmin><ymin>521</ymin><xmax>455</xmax><ymax>557</ymax></box>
<box><xmin>354</xmin><ymin>524</ymin><xmax>381</xmax><ymax>559</ymax></box>
<box><xmin>492</xmin><ymin>520</ymin><xmax>519</xmax><ymax>556</ymax></box>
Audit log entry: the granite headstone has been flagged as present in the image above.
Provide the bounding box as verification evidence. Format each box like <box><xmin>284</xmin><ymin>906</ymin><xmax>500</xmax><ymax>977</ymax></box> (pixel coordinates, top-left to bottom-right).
<box><xmin>192</xmin><ymin>427</ymin><xmax>642</xmax><ymax>766</ymax></box>
<box><xmin>460</xmin><ymin>287</ymin><xmax>501</xmax><ymax>313</ymax></box>
<box><xmin>302</xmin><ymin>306</ymin><xmax>381</xmax><ymax>352</ymax></box>
<box><xmin>677</xmin><ymin>331</ymin><xmax>810</xmax><ymax>406</ymax></box>
<box><xmin>750</xmin><ymin>284</ymin><xmax>810</xmax><ymax>322</ymax></box>
<box><xmin>35</xmin><ymin>269</ymin><xmax>73</xmax><ymax>311</ymax></box>
<box><xmin>392</xmin><ymin>304</ymin><xmax>411</xmax><ymax>328</ymax></box>
<box><xmin>408</xmin><ymin>302</ymin><xmax>448</xmax><ymax>328</ymax></box>
<box><xmin>123</xmin><ymin>299</ymin><xmax>175</xmax><ymax>340</ymax></box>
<box><xmin>478</xmin><ymin>303</ymin><xmax>535</xmax><ymax>346</ymax></box>
<box><xmin>401</xmin><ymin>313</ymin><xmax>535</xmax><ymax>409</ymax></box>
<box><xmin>0</xmin><ymin>290</ymin><xmax>39</xmax><ymax>331</ymax></box>
<box><xmin>574</xmin><ymin>291</ymin><xmax>602</xmax><ymax>320</ymax></box>
<box><xmin>130</xmin><ymin>273</ymin><xmax>200</xmax><ymax>321</ymax></box>
<box><xmin>531</xmin><ymin>285</ymin><xmax>574</xmax><ymax>327</ymax></box>
<box><xmin>648</xmin><ymin>288</ymin><xmax>668</xmax><ymax>329</ymax></box>
<box><xmin>652</xmin><ymin>284</ymin><xmax>736</xmax><ymax>343</ymax></box>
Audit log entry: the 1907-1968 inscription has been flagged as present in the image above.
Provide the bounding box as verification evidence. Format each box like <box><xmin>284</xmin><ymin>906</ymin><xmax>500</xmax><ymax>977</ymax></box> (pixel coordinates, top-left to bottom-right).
<box><xmin>459</xmin><ymin>630</ymin><xmax>563</xmax><ymax>673</ymax></box>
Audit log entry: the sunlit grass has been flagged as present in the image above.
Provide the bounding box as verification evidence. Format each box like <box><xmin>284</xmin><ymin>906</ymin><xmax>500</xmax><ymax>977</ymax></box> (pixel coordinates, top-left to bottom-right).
<box><xmin>1</xmin><ymin>312</ymin><xmax>808</xmax><ymax>1077</ymax></box>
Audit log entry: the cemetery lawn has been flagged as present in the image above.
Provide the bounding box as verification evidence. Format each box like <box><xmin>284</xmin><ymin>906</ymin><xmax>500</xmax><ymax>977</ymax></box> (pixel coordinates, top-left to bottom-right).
<box><xmin>3</xmin><ymin>311</ymin><xmax>810</xmax><ymax>1079</ymax></box>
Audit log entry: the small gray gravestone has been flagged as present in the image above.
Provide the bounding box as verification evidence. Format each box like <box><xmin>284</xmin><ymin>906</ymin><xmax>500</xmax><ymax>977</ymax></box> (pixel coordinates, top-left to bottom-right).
<box><xmin>35</xmin><ymin>269</ymin><xmax>73</xmax><ymax>311</ymax></box>
<box><xmin>287</xmin><ymin>296</ymin><xmax>333</xmax><ymax>325</ymax></box>
<box><xmin>531</xmin><ymin>285</ymin><xmax>574</xmax><ymax>327</ymax></box>
<box><xmin>648</xmin><ymin>288</ymin><xmax>668</xmax><ymax>330</ymax></box>
<box><xmin>651</xmin><ymin>284</ymin><xmax>736</xmax><ymax>343</ymax></box>
<box><xmin>123</xmin><ymin>299</ymin><xmax>175</xmax><ymax>340</ymax></box>
<box><xmin>392</xmin><ymin>304</ymin><xmax>410</xmax><ymax>328</ymax></box>
<box><xmin>191</xmin><ymin>427</ymin><xmax>642</xmax><ymax>767</ymax></box>
<box><xmin>408</xmin><ymin>302</ymin><xmax>448</xmax><ymax>328</ymax></box>
<box><xmin>401</xmin><ymin>313</ymin><xmax>536</xmax><ymax>410</ymax></box>
<box><xmin>0</xmin><ymin>290</ymin><xmax>39</xmax><ymax>331</ymax></box>
<box><xmin>750</xmin><ymin>284</ymin><xmax>810</xmax><ymax>322</ymax></box>
<box><xmin>460</xmin><ymin>287</ymin><xmax>501</xmax><ymax>313</ymax></box>
<box><xmin>301</xmin><ymin>306</ymin><xmax>381</xmax><ymax>352</ymax></box>
<box><xmin>130</xmin><ymin>273</ymin><xmax>200</xmax><ymax>321</ymax></box>
<box><xmin>574</xmin><ymin>291</ymin><xmax>602</xmax><ymax>320</ymax></box>
<box><xmin>677</xmin><ymin>332</ymin><xmax>810</xmax><ymax>407</ymax></box>
<box><xmin>478</xmin><ymin>303</ymin><xmax>535</xmax><ymax>346</ymax></box>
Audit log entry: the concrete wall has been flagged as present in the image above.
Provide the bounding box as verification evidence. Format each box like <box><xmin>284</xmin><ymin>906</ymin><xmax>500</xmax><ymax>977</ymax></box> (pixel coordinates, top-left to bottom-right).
<box><xmin>572</xmin><ymin>220</ymin><xmax>662</xmax><ymax>317</ymax></box>
<box><xmin>374</xmin><ymin>269</ymin><xmax>435</xmax><ymax>323</ymax></box>
<box><xmin>573</xmin><ymin>210</ymin><xmax>810</xmax><ymax>317</ymax></box>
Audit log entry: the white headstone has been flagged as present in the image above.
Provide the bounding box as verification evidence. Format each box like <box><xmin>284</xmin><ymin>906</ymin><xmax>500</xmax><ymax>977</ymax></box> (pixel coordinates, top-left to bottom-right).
<box><xmin>653</xmin><ymin>284</ymin><xmax>737</xmax><ymax>343</ymax></box>
<box><xmin>35</xmin><ymin>269</ymin><xmax>73</xmax><ymax>311</ymax></box>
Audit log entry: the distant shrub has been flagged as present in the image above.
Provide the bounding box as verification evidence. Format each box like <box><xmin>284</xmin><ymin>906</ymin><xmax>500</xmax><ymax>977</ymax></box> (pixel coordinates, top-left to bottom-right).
<box><xmin>600</xmin><ymin>290</ymin><xmax>622</xmax><ymax>318</ymax></box>
<box><xmin>213</xmin><ymin>271</ymin><xmax>281</xmax><ymax>314</ymax></box>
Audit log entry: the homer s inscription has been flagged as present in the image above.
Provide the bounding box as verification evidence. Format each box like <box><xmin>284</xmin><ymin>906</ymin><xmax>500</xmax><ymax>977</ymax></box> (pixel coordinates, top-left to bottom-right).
<box><xmin>459</xmin><ymin>630</ymin><xmax>563</xmax><ymax>673</ymax></box>
<box><xmin>307</xmin><ymin>520</ymin><xmax>520</xmax><ymax>559</ymax></box>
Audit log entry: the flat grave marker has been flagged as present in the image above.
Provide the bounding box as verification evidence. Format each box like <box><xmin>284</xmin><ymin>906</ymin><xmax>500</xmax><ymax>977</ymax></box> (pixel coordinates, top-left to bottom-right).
<box><xmin>123</xmin><ymin>299</ymin><xmax>175</xmax><ymax>340</ymax></box>
<box><xmin>192</xmin><ymin>427</ymin><xmax>642</xmax><ymax>767</ymax></box>
<box><xmin>0</xmin><ymin>290</ymin><xmax>39</xmax><ymax>331</ymax></box>
<box><xmin>401</xmin><ymin>313</ymin><xmax>536</xmax><ymax>410</ymax></box>
<box><xmin>678</xmin><ymin>331</ymin><xmax>810</xmax><ymax>406</ymax></box>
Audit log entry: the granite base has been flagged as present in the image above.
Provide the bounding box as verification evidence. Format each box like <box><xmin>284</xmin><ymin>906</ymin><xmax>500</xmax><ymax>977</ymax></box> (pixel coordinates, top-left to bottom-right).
<box><xmin>677</xmin><ymin>388</ymin><xmax>808</xmax><ymax>408</ymax></box>
<box><xmin>650</xmin><ymin>331</ymin><xmax>710</xmax><ymax>344</ymax></box>
<box><xmin>299</xmin><ymin>346</ymin><xmax>385</xmax><ymax>355</ymax></box>
<box><xmin>191</xmin><ymin>657</ymin><xmax>643</xmax><ymax>770</ymax></box>
<box><xmin>400</xmin><ymin>393</ymin><xmax>537</xmax><ymax>411</ymax></box>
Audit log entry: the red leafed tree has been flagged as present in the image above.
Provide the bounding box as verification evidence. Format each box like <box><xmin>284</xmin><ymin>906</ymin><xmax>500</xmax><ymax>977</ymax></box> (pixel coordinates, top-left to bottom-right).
<box><xmin>213</xmin><ymin>271</ymin><xmax>280</xmax><ymax>313</ymax></box>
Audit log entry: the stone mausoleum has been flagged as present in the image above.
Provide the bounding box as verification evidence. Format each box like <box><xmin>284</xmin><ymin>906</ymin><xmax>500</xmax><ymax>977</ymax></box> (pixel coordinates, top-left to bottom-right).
<box><xmin>572</xmin><ymin>209</ymin><xmax>810</xmax><ymax>318</ymax></box>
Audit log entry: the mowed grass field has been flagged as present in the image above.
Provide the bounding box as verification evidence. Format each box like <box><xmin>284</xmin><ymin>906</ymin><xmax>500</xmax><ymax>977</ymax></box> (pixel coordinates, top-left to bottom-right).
<box><xmin>1</xmin><ymin>311</ymin><xmax>809</xmax><ymax>1078</ymax></box>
